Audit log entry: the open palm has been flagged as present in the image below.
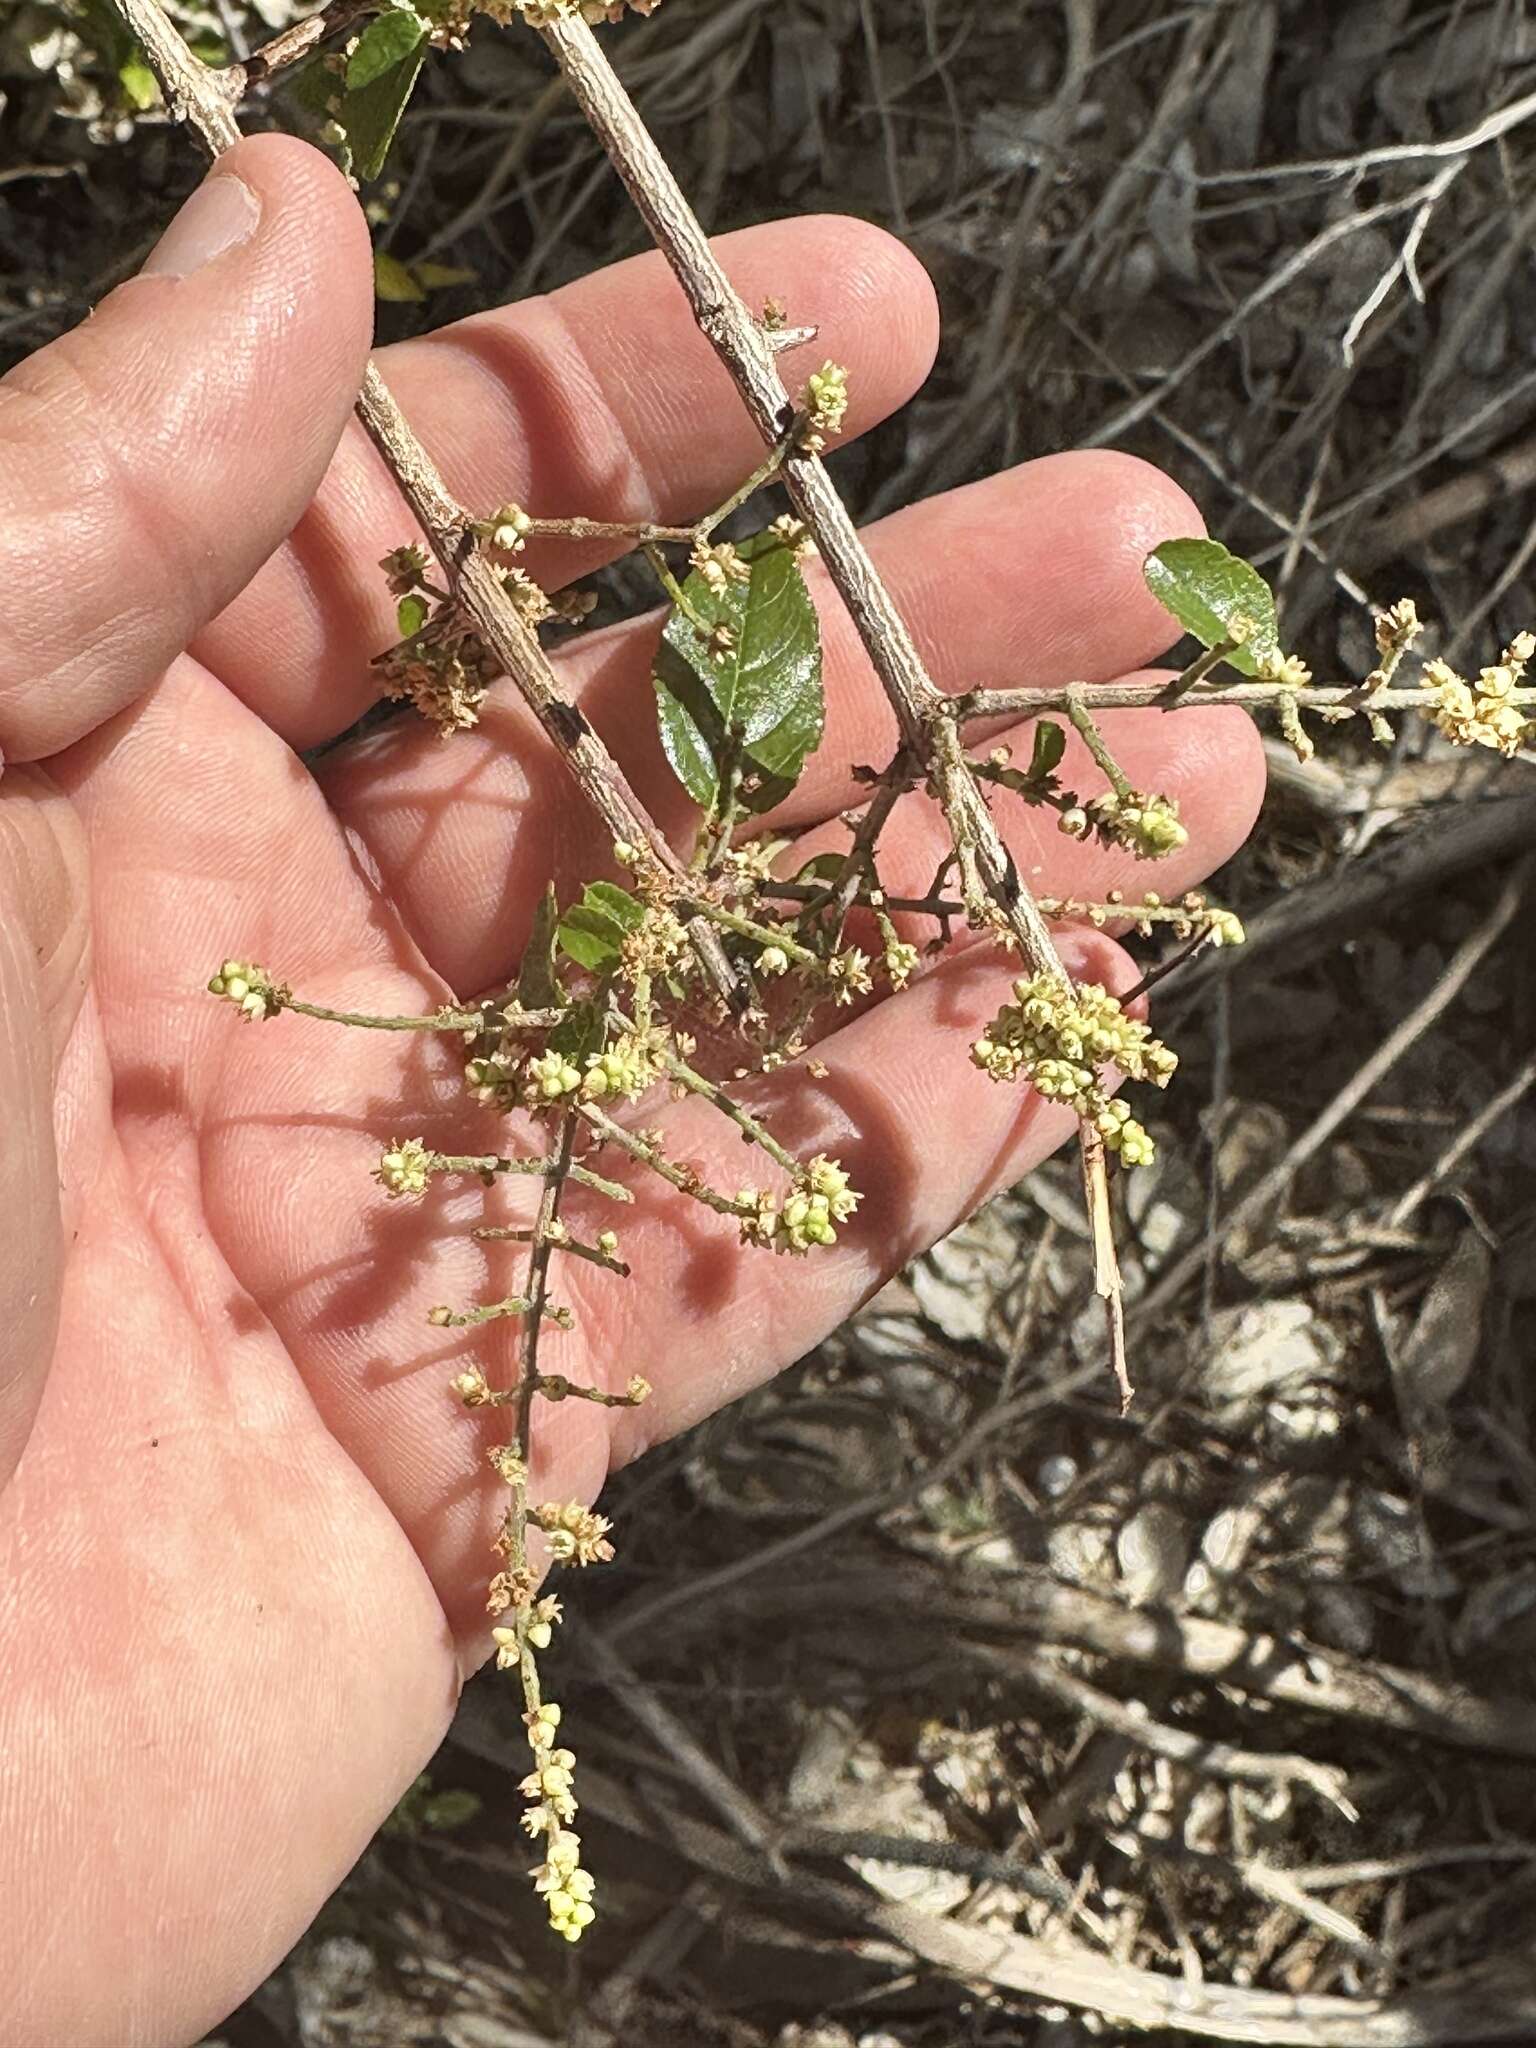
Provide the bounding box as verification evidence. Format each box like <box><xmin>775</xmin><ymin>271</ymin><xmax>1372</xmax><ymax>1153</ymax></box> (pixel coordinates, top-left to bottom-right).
<box><xmin>0</xmin><ymin>138</ymin><xmax>1264</xmax><ymax>2046</ymax></box>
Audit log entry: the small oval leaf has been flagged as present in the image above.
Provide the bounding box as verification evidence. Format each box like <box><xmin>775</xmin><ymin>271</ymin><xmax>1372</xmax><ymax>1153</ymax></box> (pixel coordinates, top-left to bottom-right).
<box><xmin>421</xmin><ymin>1788</ymin><xmax>480</xmax><ymax>1830</ymax></box>
<box><xmin>558</xmin><ymin>880</ymin><xmax>645</xmax><ymax>974</ymax></box>
<box><xmin>1144</xmin><ymin>537</ymin><xmax>1280</xmax><ymax>679</ymax></box>
<box><xmin>118</xmin><ymin>57</ymin><xmax>159</xmax><ymax>109</ymax></box>
<box><xmin>1029</xmin><ymin>719</ymin><xmax>1067</xmax><ymax>781</ymax></box>
<box><xmin>654</xmin><ymin>530</ymin><xmax>824</xmax><ymax>818</ymax></box>
<box><xmin>341</xmin><ymin>8</ymin><xmax>428</xmax><ymax>181</ymax></box>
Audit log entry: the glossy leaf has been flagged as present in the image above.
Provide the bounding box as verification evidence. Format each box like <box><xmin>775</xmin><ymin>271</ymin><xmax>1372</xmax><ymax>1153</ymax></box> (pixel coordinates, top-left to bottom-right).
<box><xmin>1144</xmin><ymin>538</ymin><xmax>1279</xmax><ymax>680</ymax></box>
<box><xmin>558</xmin><ymin>881</ymin><xmax>645</xmax><ymax>974</ymax></box>
<box><xmin>1029</xmin><ymin>719</ymin><xmax>1066</xmax><ymax>781</ymax></box>
<box><xmin>341</xmin><ymin>8</ymin><xmax>428</xmax><ymax>181</ymax></box>
<box><xmin>654</xmin><ymin>530</ymin><xmax>824</xmax><ymax>818</ymax></box>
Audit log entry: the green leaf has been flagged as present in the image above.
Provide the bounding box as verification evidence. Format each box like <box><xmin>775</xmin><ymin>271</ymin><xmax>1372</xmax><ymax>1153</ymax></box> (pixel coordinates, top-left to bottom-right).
<box><xmin>558</xmin><ymin>880</ymin><xmax>645</xmax><ymax>974</ymax></box>
<box><xmin>517</xmin><ymin>885</ymin><xmax>564</xmax><ymax>1011</ymax></box>
<box><xmin>1029</xmin><ymin>719</ymin><xmax>1066</xmax><ymax>781</ymax></box>
<box><xmin>396</xmin><ymin>593</ymin><xmax>428</xmax><ymax>636</ymax></box>
<box><xmin>118</xmin><ymin>57</ymin><xmax>159</xmax><ymax>109</ymax></box>
<box><xmin>340</xmin><ymin>7</ymin><xmax>428</xmax><ymax>181</ymax></box>
<box><xmin>374</xmin><ymin>249</ymin><xmax>425</xmax><ymax>303</ymax></box>
<box><xmin>654</xmin><ymin>530</ymin><xmax>824</xmax><ymax>818</ymax></box>
<box><xmin>1143</xmin><ymin>538</ymin><xmax>1279</xmax><ymax>680</ymax></box>
<box><xmin>374</xmin><ymin>254</ymin><xmax>474</xmax><ymax>304</ymax></box>
<box><xmin>412</xmin><ymin>260</ymin><xmax>478</xmax><ymax>291</ymax></box>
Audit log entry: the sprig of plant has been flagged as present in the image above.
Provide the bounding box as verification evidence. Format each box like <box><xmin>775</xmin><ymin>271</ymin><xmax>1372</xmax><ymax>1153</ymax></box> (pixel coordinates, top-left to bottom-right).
<box><xmin>121</xmin><ymin>0</ymin><xmax>1536</xmax><ymax>1950</ymax></box>
<box><xmin>967</xmin><ymin>548</ymin><xmax>1534</xmax><ymax>769</ymax></box>
<box><xmin>204</xmin><ymin>857</ymin><xmax>886</xmax><ymax>1938</ymax></box>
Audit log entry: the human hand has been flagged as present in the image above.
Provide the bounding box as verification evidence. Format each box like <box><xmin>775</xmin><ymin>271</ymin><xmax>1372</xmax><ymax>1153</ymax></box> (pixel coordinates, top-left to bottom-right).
<box><xmin>0</xmin><ymin>136</ymin><xmax>1264</xmax><ymax>2046</ymax></box>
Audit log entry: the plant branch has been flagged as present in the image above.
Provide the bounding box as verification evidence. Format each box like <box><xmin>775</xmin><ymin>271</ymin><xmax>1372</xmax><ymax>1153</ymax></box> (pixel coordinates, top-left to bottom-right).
<box><xmin>235</xmin><ymin>0</ymin><xmax>376</xmax><ymax>91</ymax></box>
<box><xmin>111</xmin><ymin>0</ymin><xmax>742</xmax><ymax>1014</ymax></box>
<box><xmin>957</xmin><ymin>679</ymin><xmax>1536</xmax><ymax>721</ymax></box>
<box><xmin>430</xmin><ymin>1149</ymin><xmax>632</xmax><ymax>1202</ymax></box>
<box><xmin>578</xmin><ymin>1102</ymin><xmax>754</xmax><ymax>1220</ymax></box>
<box><xmin>280</xmin><ymin>996</ymin><xmax>559</xmax><ymax>1033</ymax></box>
<box><xmin>534</xmin><ymin>19</ymin><xmax>1068</xmax><ymax>979</ymax></box>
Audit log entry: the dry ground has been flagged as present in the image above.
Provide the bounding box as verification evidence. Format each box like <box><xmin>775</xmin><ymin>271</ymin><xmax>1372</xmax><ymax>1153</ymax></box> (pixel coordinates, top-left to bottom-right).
<box><xmin>5</xmin><ymin>1</ymin><xmax>1536</xmax><ymax>2043</ymax></box>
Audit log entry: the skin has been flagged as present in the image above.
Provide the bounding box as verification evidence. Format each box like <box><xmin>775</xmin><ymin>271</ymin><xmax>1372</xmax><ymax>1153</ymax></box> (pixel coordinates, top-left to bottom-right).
<box><xmin>0</xmin><ymin>135</ymin><xmax>1266</xmax><ymax>2047</ymax></box>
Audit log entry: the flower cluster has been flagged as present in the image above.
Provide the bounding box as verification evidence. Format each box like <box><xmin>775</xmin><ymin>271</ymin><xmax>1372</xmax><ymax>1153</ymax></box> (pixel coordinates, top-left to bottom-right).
<box><xmin>769</xmin><ymin>513</ymin><xmax>814</xmax><ymax>555</ymax></box>
<box><xmin>521</xmin><ymin>1032</ymin><xmax>663</xmax><ymax>1106</ymax></box>
<box><xmin>488</xmin><ymin>1552</ymin><xmax>598</xmax><ymax>1936</ymax></box>
<box><xmin>488</xmin><ymin>1443</ymin><xmax>528</xmax><ymax>1485</ymax></box>
<box><xmin>801</xmin><ymin>361</ymin><xmax>850</xmax><ymax>454</ymax></box>
<box><xmin>689</xmin><ymin>537</ymin><xmax>750</xmax><ymax>592</ymax></box>
<box><xmin>375</xmin><ymin>1136</ymin><xmax>436</xmax><ymax>1198</ymax></box>
<box><xmin>972</xmin><ymin>976</ymin><xmax>1176</xmax><ymax>1166</ymax></box>
<box><xmin>464</xmin><ymin>1050</ymin><xmax>521</xmax><ymax>1106</ymax></box>
<box><xmin>450</xmin><ymin>1364</ymin><xmax>496</xmax><ymax>1408</ymax></box>
<box><xmin>379</xmin><ymin>631</ymin><xmax>497</xmax><ymax>738</ymax></box>
<box><xmin>206</xmin><ymin>960</ymin><xmax>286</xmax><ymax>1021</ymax></box>
<box><xmin>376</xmin><ymin>536</ymin><xmax>594</xmax><ymax>738</ymax></box>
<box><xmin>1366</xmin><ymin>597</ymin><xmax>1423</xmax><ymax>691</ymax></box>
<box><xmin>826</xmin><ymin>946</ymin><xmax>873</xmax><ymax>1003</ymax></box>
<box><xmin>500</xmin><ymin>1687</ymin><xmax>597</xmax><ymax>1939</ymax></box>
<box><xmin>1255</xmin><ymin>648</ymin><xmax>1313</xmax><ymax>690</ymax></box>
<box><xmin>533</xmin><ymin>1499</ymin><xmax>617</xmax><ymax>1567</ymax></box>
<box><xmin>1426</xmin><ymin>635</ymin><xmax>1536</xmax><ymax>757</ymax></box>
<box><xmin>528</xmin><ymin>1811</ymin><xmax>595</xmax><ymax>1944</ymax></box>
<box><xmin>581</xmin><ymin>1032</ymin><xmax>663</xmax><ymax>1102</ymax></box>
<box><xmin>738</xmin><ymin>1153</ymin><xmax>860</xmax><ymax>1254</ymax></box>
<box><xmin>525</xmin><ymin>1050</ymin><xmax>583</xmax><ymax>1101</ymax></box>
<box><xmin>482</xmin><ymin>502</ymin><xmax>533</xmax><ymax>554</ymax></box>
<box><xmin>1043</xmin><ymin>888</ymin><xmax>1246</xmax><ymax>948</ymax></box>
<box><xmin>1067</xmin><ymin>789</ymin><xmax>1189</xmax><ymax>861</ymax></box>
<box><xmin>381</xmin><ymin>543</ymin><xmax>432</xmax><ymax>595</ymax></box>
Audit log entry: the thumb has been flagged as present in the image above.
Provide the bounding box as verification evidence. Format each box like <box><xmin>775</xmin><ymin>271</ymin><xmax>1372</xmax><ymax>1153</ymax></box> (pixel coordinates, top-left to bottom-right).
<box><xmin>0</xmin><ymin>133</ymin><xmax>374</xmax><ymax>764</ymax></box>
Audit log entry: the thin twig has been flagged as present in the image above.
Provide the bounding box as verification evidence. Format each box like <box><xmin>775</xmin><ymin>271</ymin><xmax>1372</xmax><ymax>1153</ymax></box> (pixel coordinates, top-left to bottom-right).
<box><xmin>958</xmin><ymin>680</ymin><xmax>1536</xmax><ymax>722</ymax></box>
<box><xmin>1387</xmin><ymin>1046</ymin><xmax>1536</xmax><ymax>1227</ymax></box>
<box><xmin>995</xmin><ymin>1650</ymin><xmax>1355</xmax><ymax>1813</ymax></box>
<box><xmin>1137</xmin><ymin>854</ymin><xmax>1533</xmax><ymax>1317</ymax></box>
<box><xmin>234</xmin><ymin>0</ymin><xmax>375</xmax><ymax>90</ymax></box>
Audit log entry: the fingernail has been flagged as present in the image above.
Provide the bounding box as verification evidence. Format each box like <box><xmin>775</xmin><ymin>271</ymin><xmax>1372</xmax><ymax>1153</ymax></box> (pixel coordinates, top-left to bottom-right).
<box><xmin>140</xmin><ymin>172</ymin><xmax>260</xmax><ymax>280</ymax></box>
